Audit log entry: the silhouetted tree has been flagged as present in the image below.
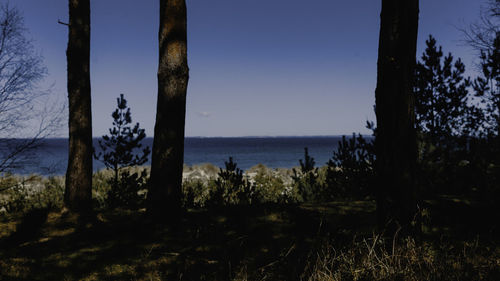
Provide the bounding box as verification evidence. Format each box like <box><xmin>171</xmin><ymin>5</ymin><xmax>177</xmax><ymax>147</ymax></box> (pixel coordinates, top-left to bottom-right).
<box><xmin>95</xmin><ymin>94</ymin><xmax>150</xmax><ymax>187</ymax></box>
<box><xmin>461</xmin><ymin>0</ymin><xmax>499</xmax><ymax>56</ymax></box>
<box><xmin>64</xmin><ymin>0</ymin><xmax>93</xmax><ymax>213</ymax></box>
<box><xmin>413</xmin><ymin>36</ymin><xmax>478</xmax><ymax>195</ymax></box>
<box><xmin>374</xmin><ymin>0</ymin><xmax>419</xmax><ymax>231</ymax></box>
<box><xmin>0</xmin><ymin>3</ymin><xmax>64</xmax><ymax>173</ymax></box>
<box><xmin>326</xmin><ymin>134</ymin><xmax>375</xmax><ymax>199</ymax></box>
<box><xmin>415</xmin><ymin>35</ymin><xmax>476</xmax><ymax>141</ymax></box>
<box><xmin>292</xmin><ymin>147</ymin><xmax>320</xmax><ymax>202</ymax></box>
<box><xmin>211</xmin><ymin>157</ymin><xmax>255</xmax><ymax>206</ymax></box>
<box><xmin>461</xmin><ymin>0</ymin><xmax>499</xmax><ymax>136</ymax></box>
<box><xmin>472</xmin><ymin>33</ymin><xmax>500</xmax><ymax>196</ymax></box>
<box><xmin>147</xmin><ymin>0</ymin><xmax>189</xmax><ymax>217</ymax></box>
<box><xmin>473</xmin><ymin>33</ymin><xmax>500</xmax><ymax>136</ymax></box>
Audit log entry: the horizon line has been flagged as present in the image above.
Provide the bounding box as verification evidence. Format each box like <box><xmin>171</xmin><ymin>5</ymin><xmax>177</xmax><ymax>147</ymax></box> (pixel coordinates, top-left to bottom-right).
<box><xmin>1</xmin><ymin>134</ymin><xmax>374</xmax><ymax>140</ymax></box>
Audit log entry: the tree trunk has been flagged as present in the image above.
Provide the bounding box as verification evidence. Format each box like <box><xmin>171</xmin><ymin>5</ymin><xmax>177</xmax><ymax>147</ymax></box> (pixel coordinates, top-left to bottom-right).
<box><xmin>148</xmin><ymin>0</ymin><xmax>189</xmax><ymax>217</ymax></box>
<box><xmin>375</xmin><ymin>0</ymin><xmax>419</xmax><ymax>232</ymax></box>
<box><xmin>64</xmin><ymin>0</ymin><xmax>93</xmax><ymax>213</ymax></box>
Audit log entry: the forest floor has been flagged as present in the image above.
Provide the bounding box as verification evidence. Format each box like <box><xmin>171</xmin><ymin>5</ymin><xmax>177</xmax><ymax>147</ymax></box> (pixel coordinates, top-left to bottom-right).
<box><xmin>0</xmin><ymin>196</ymin><xmax>499</xmax><ymax>280</ymax></box>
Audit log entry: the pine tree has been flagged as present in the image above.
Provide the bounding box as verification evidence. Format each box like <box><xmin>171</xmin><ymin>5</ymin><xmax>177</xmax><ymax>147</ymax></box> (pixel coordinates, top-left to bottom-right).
<box><xmin>95</xmin><ymin>94</ymin><xmax>150</xmax><ymax>208</ymax></box>
<box><xmin>473</xmin><ymin>33</ymin><xmax>500</xmax><ymax>137</ymax></box>
<box><xmin>148</xmin><ymin>0</ymin><xmax>189</xmax><ymax>217</ymax></box>
<box><xmin>374</xmin><ymin>0</ymin><xmax>419</xmax><ymax>232</ymax></box>
<box><xmin>292</xmin><ymin>147</ymin><xmax>320</xmax><ymax>202</ymax></box>
<box><xmin>414</xmin><ymin>35</ymin><xmax>475</xmax><ymax>142</ymax></box>
<box><xmin>64</xmin><ymin>0</ymin><xmax>93</xmax><ymax>214</ymax></box>
<box><xmin>326</xmin><ymin>134</ymin><xmax>374</xmax><ymax>199</ymax></box>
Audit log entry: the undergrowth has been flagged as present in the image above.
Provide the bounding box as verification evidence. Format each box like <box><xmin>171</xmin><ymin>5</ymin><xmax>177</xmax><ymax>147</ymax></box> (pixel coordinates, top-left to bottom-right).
<box><xmin>303</xmin><ymin>234</ymin><xmax>500</xmax><ymax>281</ymax></box>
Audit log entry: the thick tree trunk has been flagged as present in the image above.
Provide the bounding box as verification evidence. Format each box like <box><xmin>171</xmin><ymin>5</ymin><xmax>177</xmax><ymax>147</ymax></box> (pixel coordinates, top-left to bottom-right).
<box><xmin>375</xmin><ymin>0</ymin><xmax>419</xmax><ymax>232</ymax></box>
<box><xmin>64</xmin><ymin>0</ymin><xmax>93</xmax><ymax>213</ymax></box>
<box><xmin>148</xmin><ymin>0</ymin><xmax>189</xmax><ymax>216</ymax></box>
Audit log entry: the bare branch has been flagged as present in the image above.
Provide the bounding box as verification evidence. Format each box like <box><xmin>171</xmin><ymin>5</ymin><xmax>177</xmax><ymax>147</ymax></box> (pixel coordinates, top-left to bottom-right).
<box><xmin>0</xmin><ymin>3</ymin><xmax>65</xmax><ymax>174</ymax></box>
<box><xmin>57</xmin><ymin>19</ymin><xmax>69</xmax><ymax>26</ymax></box>
<box><xmin>459</xmin><ymin>0</ymin><xmax>500</xmax><ymax>55</ymax></box>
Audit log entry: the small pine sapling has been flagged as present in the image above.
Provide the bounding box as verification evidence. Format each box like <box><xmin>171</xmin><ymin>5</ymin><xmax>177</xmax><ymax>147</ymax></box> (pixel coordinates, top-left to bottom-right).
<box><xmin>292</xmin><ymin>147</ymin><xmax>320</xmax><ymax>202</ymax></box>
<box><xmin>326</xmin><ymin>133</ymin><xmax>374</xmax><ymax>199</ymax></box>
<box><xmin>94</xmin><ymin>94</ymin><xmax>150</xmax><ymax>208</ymax></box>
<box><xmin>212</xmin><ymin>157</ymin><xmax>254</xmax><ymax>205</ymax></box>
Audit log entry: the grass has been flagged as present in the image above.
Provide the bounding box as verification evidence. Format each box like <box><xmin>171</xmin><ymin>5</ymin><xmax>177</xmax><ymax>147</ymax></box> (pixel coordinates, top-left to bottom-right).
<box><xmin>1</xmin><ymin>164</ymin><xmax>499</xmax><ymax>280</ymax></box>
<box><xmin>0</xmin><ymin>195</ymin><xmax>499</xmax><ymax>280</ymax></box>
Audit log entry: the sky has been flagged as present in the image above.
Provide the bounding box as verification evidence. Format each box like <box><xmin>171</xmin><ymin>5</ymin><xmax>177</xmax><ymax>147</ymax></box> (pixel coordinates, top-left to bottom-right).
<box><xmin>14</xmin><ymin>0</ymin><xmax>485</xmax><ymax>137</ymax></box>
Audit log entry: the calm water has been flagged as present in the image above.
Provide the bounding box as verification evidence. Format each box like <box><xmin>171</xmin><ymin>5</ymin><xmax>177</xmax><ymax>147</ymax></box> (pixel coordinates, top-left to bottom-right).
<box><xmin>1</xmin><ymin>136</ymin><xmax>362</xmax><ymax>175</ymax></box>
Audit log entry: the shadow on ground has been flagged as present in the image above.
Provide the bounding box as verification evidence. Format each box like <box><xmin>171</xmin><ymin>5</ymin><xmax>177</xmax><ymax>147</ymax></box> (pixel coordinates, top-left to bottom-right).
<box><xmin>0</xmin><ymin>197</ymin><xmax>498</xmax><ymax>280</ymax></box>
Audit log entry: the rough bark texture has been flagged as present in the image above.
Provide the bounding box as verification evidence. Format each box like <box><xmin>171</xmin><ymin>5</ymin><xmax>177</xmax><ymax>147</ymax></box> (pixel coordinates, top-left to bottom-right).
<box><xmin>148</xmin><ymin>0</ymin><xmax>189</xmax><ymax>216</ymax></box>
<box><xmin>375</xmin><ymin>0</ymin><xmax>419</xmax><ymax>231</ymax></box>
<box><xmin>64</xmin><ymin>0</ymin><xmax>93</xmax><ymax>213</ymax></box>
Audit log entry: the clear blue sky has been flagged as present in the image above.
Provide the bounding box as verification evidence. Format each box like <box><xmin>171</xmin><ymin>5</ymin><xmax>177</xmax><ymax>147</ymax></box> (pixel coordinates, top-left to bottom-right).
<box><xmin>16</xmin><ymin>0</ymin><xmax>484</xmax><ymax>137</ymax></box>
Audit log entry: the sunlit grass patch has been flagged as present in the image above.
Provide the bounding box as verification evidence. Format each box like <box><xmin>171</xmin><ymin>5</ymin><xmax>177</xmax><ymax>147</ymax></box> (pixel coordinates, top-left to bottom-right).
<box><xmin>303</xmin><ymin>235</ymin><xmax>500</xmax><ymax>281</ymax></box>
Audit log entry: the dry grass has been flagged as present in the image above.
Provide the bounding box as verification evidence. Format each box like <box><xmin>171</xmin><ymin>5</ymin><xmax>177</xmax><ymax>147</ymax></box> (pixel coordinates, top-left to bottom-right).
<box><xmin>303</xmin><ymin>234</ymin><xmax>500</xmax><ymax>281</ymax></box>
<box><xmin>1</xmin><ymin>170</ymin><xmax>499</xmax><ymax>280</ymax></box>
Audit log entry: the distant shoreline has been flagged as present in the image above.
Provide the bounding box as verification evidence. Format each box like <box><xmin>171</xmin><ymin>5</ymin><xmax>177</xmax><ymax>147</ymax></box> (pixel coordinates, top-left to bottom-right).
<box><xmin>1</xmin><ymin>136</ymin><xmax>370</xmax><ymax>176</ymax></box>
<box><xmin>0</xmin><ymin>135</ymin><xmax>373</xmax><ymax>140</ymax></box>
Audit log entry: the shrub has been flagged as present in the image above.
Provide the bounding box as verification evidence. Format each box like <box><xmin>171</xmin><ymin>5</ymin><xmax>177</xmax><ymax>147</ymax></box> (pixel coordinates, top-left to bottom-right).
<box><xmin>182</xmin><ymin>179</ymin><xmax>208</xmax><ymax>208</ymax></box>
<box><xmin>210</xmin><ymin>157</ymin><xmax>256</xmax><ymax>206</ymax></box>
<box><xmin>250</xmin><ymin>164</ymin><xmax>293</xmax><ymax>204</ymax></box>
<box><xmin>292</xmin><ymin>148</ymin><xmax>322</xmax><ymax>202</ymax></box>
<box><xmin>105</xmin><ymin>169</ymin><xmax>148</xmax><ymax>210</ymax></box>
<box><xmin>0</xmin><ymin>175</ymin><xmax>64</xmax><ymax>214</ymax></box>
<box><xmin>325</xmin><ymin>134</ymin><xmax>375</xmax><ymax>199</ymax></box>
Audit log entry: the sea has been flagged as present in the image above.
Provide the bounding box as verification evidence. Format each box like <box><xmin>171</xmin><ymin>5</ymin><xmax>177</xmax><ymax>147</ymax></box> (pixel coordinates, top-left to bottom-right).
<box><xmin>0</xmin><ymin>136</ymin><xmax>367</xmax><ymax>176</ymax></box>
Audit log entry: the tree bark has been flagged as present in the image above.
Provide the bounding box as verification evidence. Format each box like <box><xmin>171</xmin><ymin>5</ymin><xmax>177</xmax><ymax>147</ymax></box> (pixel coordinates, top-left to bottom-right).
<box><xmin>375</xmin><ymin>0</ymin><xmax>419</xmax><ymax>232</ymax></box>
<box><xmin>148</xmin><ymin>0</ymin><xmax>189</xmax><ymax>217</ymax></box>
<box><xmin>64</xmin><ymin>0</ymin><xmax>93</xmax><ymax>213</ymax></box>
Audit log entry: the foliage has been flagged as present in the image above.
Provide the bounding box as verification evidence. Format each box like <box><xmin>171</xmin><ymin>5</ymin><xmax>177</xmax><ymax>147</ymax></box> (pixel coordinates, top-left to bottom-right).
<box><xmin>182</xmin><ymin>163</ymin><xmax>295</xmax><ymax>207</ymax></box>
<box><xmin>210</xmin><ymin>157</ymin><xmax>256</xmax><ymax>206</ymax></box>
<box><xmin>251</xmin><ymin>164</ymin><xmax>294</xmax><ymax>204</ymax></box>
<box><xmin>413</xmin><ymin>35</ymin><xmax>500</xmax><ymax>196</ymax></box>
<box><xmin>94</xmin><ymin>94</ymin><xmax>150</xmax><ymax>209</ymax></box>
<box><xmin>473</xmin><ymin>32</ymin><xmax>500</xmax><ymax>136</ymax></box>
<box><xmin>325</xmin><ymin>134</ymin><xmax>375</xmax><ymax>199</ymax></box>
<box><xmin>414</xmin><ymin>35</ymin><xmax>478</xmax><ymax>139</ymax></box>
<box><xmin>292</xmin><ymin>148</ymin><xmax>321</xmax><ymax>202</ymax></box>
<box><xmin>0</xmin><ymin>169</ymin><xmax>151</xmax><ymax>215</ymax></box>
<box><xmin>467</xmin><ymin>16</ymin><xmax>500</xmax><ymax>198</ymax></box>
<box><xmin>0</xmin><ymin>175</ymin><xmax>64</xmax><ymax>214</ymax></box>
<box><xmin>95</xmin><ymin>94</ymin><xmax>150</xmax><ymax>178</ymax></box>
<box><xmin>105</xmin><ymin>169</ymin><xmax>149</xmax><ymax>210</ymax></box>
<box><xmin>91</xmin><ymin>167</ymin><xmax>150</xmax><ymax>210</ymax></box>
<box><xmin>182</xmin><ymin>179</ymin><xmax>208</xmax><ymax>208</ymax></box>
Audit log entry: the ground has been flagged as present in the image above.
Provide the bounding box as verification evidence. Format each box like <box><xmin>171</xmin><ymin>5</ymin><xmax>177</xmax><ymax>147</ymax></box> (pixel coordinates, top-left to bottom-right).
<box><xmin>0</xmin><ymin>197</ymin><xmax>499</xmax><ymax>280</ymax></box>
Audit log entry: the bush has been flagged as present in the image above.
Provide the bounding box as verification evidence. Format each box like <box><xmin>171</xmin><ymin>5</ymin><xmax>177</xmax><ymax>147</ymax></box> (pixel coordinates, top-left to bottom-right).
<box><xmin>105</xmin><ymin>169</ymin><xmax>148</xmax><ymax>210</ymax></box>
<box><xmin>182</xmin><ymin>163</ymin><xmax>296</xmax><ymax>207</ymax></box>
<box><xmin>292</xmin><ymin>148</ymin><xmax>322</xmax><ymax>202</ymax></box>
<box><xmin>0</xmin><ymin>175</ymin><xmax>64</xmax><ymax>214</ymax></box>
<box><xmin>182</xmin><ymin>179</ymin><xmax>209</xmax><ymax>208</ymax></box>
<box><xmin>209</xmin><ymin>157</ymin><xmax>256</xmax><ymax>206</ymax></box>
<box><xmin>251</xmin><ymin>164</ymin><xmax>295</xmax><ymax>204</ymax></box>
<box><xmin>325</xmin><ymin>134</ymin><xmax>375</xmax><ymax>199</ymax></box>
<box><xmin>0</xmin><ymin>168</ymin><xmax>150</xmax><ymax>215</ymax></box>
